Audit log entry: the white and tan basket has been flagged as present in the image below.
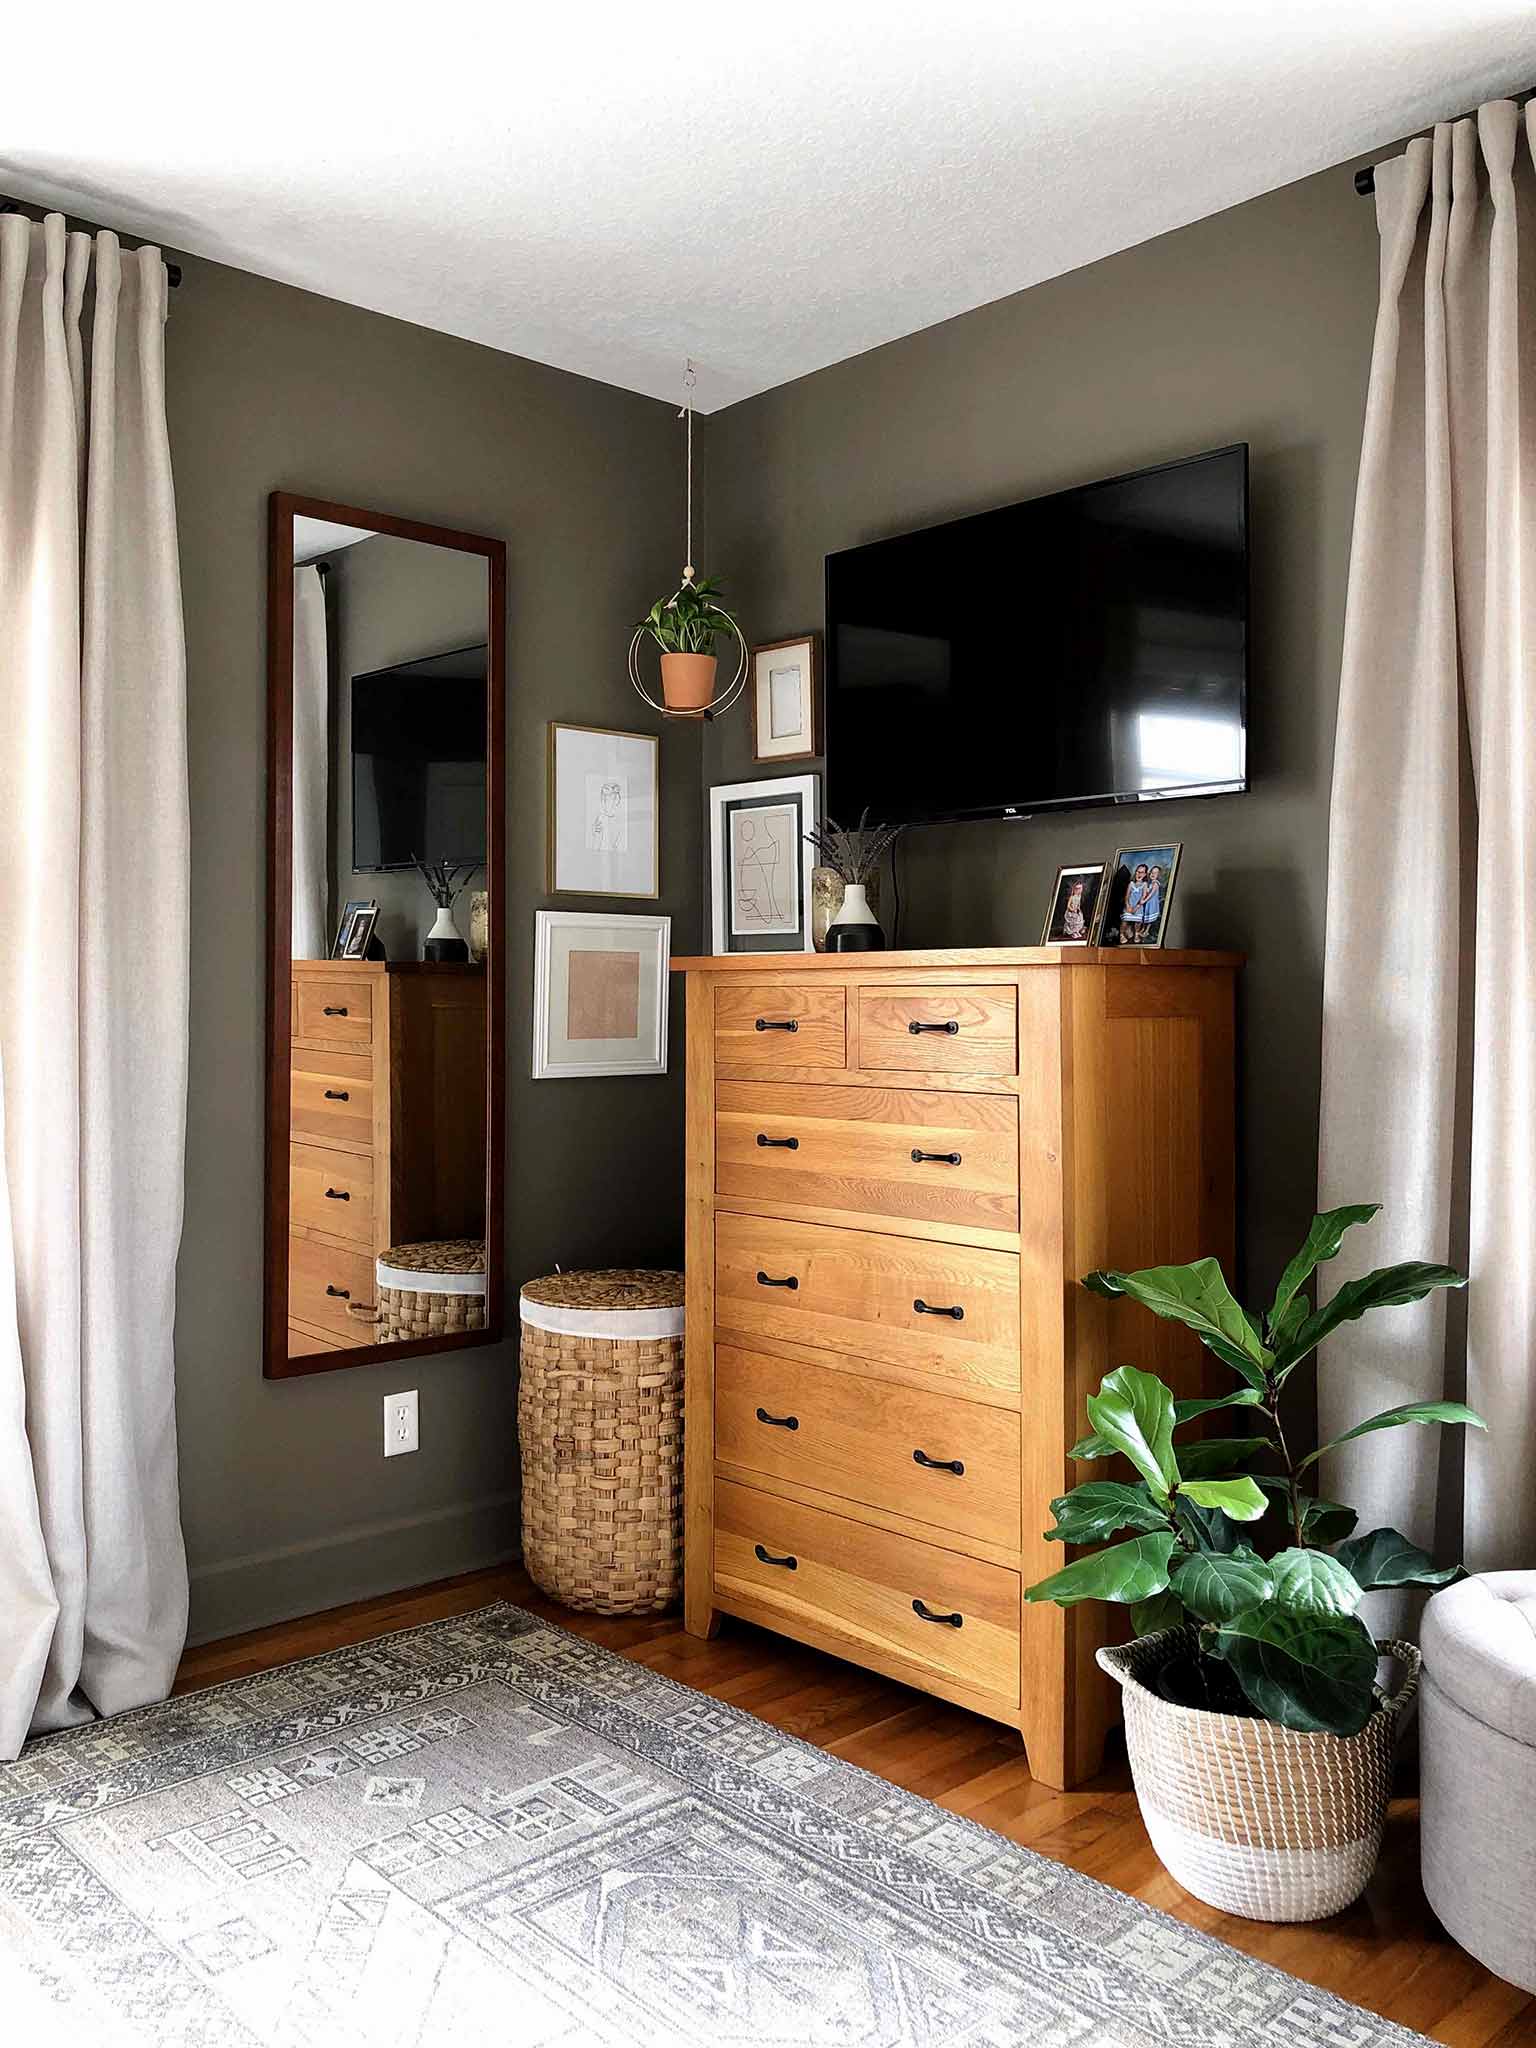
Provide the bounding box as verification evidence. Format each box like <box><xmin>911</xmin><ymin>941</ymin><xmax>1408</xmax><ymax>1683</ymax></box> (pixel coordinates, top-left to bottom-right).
<box><xmin>348</xmin><ymin>1239</ymin><xmax>488</xmax><ymax>1343</ymax></box>
<box><xmin>1099</xmin><ymin>1627</ymin><xmax>1420</xmax><ymax>1922</ymax></box>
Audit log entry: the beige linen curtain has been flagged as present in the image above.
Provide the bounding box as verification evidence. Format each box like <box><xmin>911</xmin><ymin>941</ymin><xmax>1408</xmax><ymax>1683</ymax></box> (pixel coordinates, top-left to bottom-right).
<box><xmin>1319</xmin><ymin>100</ymin><xmax>1535</xmax><ymax>1583</ymax></box>
<box><xmin>291</xmin><ymin>565</ymin><xmax>329</xmax><ymax>958</ymax></box>
<box><xmin>0</xmin><ymin>214</ymin><xmax>189</xmax><ymax>1756</ymax></box>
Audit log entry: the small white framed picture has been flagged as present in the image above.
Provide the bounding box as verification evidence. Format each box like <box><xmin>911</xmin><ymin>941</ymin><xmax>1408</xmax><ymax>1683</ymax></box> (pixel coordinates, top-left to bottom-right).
<box><xmin>709</xmin><ymin>774</ymin><xmax>819</xmax><ymax>955</ymax></box>
<box><xmin>547</xmin><ymin>723</ymin><xmax>659</xmax><ymax>898</ymax></box>
<box><xmin>750</xmin><ymin>635</ymin><xmax>821</xmax><ymax>763</ymax></box>
<box><xmin>532</xmin><ymin>910</ymin><xmax>670</xmax><ymax>1078</ymax></box>
<box><xmin>1040</xmin><ymin>863</ymin><xmax>1106</xmax><ymax>946</ymax></box>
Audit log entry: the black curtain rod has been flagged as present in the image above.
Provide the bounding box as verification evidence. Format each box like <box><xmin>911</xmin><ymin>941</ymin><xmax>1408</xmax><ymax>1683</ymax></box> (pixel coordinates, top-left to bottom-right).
<box><xmin>0</xmin><ymin>198</ymin><xmax>182</xmax><ymax>285</ymax></box>
<box><xmin>1355</xmin><ymin>86</ymin><xmax>1534</xmax><ymax>194</ymax></box>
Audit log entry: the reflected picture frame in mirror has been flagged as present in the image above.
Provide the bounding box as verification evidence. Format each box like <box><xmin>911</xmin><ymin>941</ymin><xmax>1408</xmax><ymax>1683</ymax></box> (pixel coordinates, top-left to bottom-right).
<box><xmin>264</xmin><ymin>493</ymin><xmax>506</xmax><ymax>1379</ymax></box>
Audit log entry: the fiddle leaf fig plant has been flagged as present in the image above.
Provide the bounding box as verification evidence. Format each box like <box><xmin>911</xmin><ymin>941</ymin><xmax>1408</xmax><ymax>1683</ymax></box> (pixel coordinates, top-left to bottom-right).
<box><xmin>1026</xmin><ymin>1205</ymin><xmax>1480</xmax><ymax>1736</ymax></box>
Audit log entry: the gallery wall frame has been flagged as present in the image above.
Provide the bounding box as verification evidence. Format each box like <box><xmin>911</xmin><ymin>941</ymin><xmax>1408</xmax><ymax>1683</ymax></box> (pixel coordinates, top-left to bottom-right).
<box><xmin>707</xmin><ymin>773</ymin><xmax>819</xmax><ymax>956</ymax></box>
<box><xmin>531</xmin><ymin>908</ymin><xmax>671</xmax><ymax>1078</ymax></box>
<box><xmin>546</xmin><ymin>722</ymin><xmax>660</xmax><ymax>898</ymax></box>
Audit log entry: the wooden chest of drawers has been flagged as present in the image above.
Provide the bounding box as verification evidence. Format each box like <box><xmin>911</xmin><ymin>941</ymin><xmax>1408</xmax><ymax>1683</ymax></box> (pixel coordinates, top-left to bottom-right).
<box><xmin>286</xmin><ymin>960</ymin><xmax>486</xmax><ymax>1359</ymax></box>
<box><xmin>673</xmin><ymin>945</ymin><xmax>1239</xmax><ymax>1790</ymax></box>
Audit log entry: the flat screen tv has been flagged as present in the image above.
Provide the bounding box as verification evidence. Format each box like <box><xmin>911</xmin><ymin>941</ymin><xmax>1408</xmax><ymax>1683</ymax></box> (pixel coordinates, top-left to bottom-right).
<box><xmin>825</xmin><ymin>444</ymin><xmax>1249</xmax><ymax>825</ymax></box>
<box><xmin>351</xmin><ymin>644</ymin><xmax>487</xmax><ymax>872</ymax></box>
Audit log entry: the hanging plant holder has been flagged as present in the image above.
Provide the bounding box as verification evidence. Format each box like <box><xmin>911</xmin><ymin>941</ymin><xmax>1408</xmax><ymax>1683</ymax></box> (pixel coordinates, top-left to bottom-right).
<box><xmin>629</xmin><ymin>362</ymin><xmax>747</xmax><ymax>721</ymax></box>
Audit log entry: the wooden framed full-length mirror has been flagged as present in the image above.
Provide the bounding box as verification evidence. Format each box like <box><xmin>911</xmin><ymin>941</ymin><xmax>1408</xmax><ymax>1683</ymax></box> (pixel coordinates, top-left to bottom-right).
<box><xmin>264</xmin><ymin>493</ymin><xmax>506</xmax><ymax>1378</ymax></box>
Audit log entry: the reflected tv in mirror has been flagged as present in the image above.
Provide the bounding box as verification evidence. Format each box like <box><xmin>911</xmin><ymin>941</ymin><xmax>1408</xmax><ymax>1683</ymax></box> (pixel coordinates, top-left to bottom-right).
<box><xmin>825</xmin><ymin>445</ymin><xmax>1248</xmax><ymax>825</ymax></box>
<box><xmin>351</xmin><ymin>644</ymin><xmax>488</xmax><ymax>872</ymax></box>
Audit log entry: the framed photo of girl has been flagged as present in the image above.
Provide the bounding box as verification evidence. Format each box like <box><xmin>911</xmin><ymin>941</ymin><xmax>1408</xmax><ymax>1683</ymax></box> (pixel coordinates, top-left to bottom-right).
<box><xmin>1040</xmin><ymin>862</ymin><xmax>1106</xmax><ymax>946</ymax></box>
<box><xmin>1099</xmin><ymin>843</ymin><xmax>1182</xmax><ymax>947</ymax></box>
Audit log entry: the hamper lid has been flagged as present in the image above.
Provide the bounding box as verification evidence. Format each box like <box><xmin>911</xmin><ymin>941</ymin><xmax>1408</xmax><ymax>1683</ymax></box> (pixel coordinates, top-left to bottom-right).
<box><xmin>377</xmin><ymin>1239</ymin><xmax>488</xmax><ymax>1295</ymax></box>
<box><xmin>519</xmin><ymin>1268</ymin><xmax>684</xmax><ymax>1339</ymax></box>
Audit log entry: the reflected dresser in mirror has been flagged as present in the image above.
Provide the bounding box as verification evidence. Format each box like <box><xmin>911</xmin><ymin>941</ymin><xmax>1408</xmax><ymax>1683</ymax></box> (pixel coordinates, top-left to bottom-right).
<box><xmin>265</xmin><ymin>494</ymin><xmax>506</xmax><ymax>1377</ymax></box>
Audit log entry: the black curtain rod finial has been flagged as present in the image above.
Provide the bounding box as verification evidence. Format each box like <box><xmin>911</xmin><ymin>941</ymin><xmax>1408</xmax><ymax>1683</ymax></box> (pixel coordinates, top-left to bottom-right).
<box><xmin>1354</xmin><ymin>166</ymin><xmax>1376</xmax><ymax>197</ymax></box>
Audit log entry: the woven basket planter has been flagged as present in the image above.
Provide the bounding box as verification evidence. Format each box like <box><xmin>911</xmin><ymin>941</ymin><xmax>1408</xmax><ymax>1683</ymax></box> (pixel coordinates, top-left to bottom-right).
<box><xmin>518</xmin><ymin>1269</ymin><xmax>685</xmax><ymax>1617</ymax></box>
<box><xmin>352</xmin><ymin>1239</ymin><xmax>487</xmax><ymax>1343</ymax></box>
<box><xmin>1099</xmin><ymin>1627</ymin><xmax>1420</xmax><ymax>1922</ymax></box>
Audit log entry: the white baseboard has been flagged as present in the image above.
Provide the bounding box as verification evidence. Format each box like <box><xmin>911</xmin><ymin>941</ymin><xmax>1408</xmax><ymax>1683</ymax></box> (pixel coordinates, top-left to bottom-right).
<box><xmin>185</xmin><ymin>1492</ymin><xmax>521</xmax><ymax>1646</ymax></box>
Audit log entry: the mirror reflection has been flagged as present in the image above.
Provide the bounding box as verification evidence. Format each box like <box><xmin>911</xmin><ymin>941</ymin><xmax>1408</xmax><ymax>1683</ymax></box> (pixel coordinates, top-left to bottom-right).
<box><xmin>281</xmin><ymin>512</ymin><xmax>495</xmax><ymax>1368</ymax></box>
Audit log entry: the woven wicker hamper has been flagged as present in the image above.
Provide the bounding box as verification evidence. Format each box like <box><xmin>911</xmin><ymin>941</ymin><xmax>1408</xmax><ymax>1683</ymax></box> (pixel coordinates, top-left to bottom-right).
<box><xmin>365</xmin><ymin>1240</ymin><xmax>487</xmax><ymax>1342</ymax></box>
<box><xmin>518</xmin><ymin>1269</ymin><xmax>685</xmax><ymax>1616</ymax></box>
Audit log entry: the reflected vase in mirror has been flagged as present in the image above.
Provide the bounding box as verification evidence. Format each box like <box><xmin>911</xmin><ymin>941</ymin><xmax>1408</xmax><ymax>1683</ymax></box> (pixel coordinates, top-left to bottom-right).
<box><xmin>267</xmin><ymin>494</ymin><xmax>504</xmax><ymax>1379</ymax></box>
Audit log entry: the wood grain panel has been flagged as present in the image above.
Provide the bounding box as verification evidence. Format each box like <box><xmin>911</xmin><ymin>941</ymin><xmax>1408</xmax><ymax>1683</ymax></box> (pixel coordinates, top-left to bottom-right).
<box><xmin>858</xmin><ymin>986</ymin><xmax>1018</xmax><ymax>1075</ymax></box>
<box><xmin>290</xmin><ymin>1049</ymin><xmax>374</xmax><ymax>1150</ymax></box>
<box><xmin>288</xmin><ymin>1234</ymin><xmax>377</xmax><ymax>1343</ymax></box>
<box><xmin>295</xmin><ymin>974</ymin><xmax>374</xmax><ymax>1049</ymax></box>
<box><xmin>714</xmin><ymin>982</ymin><xmax>846</xmax><ymax>1071</ymax></box>
<box><xmin>684</xmin><ymin>973</ymin><xmax>721</xmax><ymax>1638</ymax></box>
<box><xmin>715</xmin><ymin>1211</ymin><xmax>1020</xmax><ymax>1394</ymax></box>
<box><xmin>715</xmin><ymin>1345</ymin><xmax>1021</xmax><ymax>1546</ymax></box>
<box><xmin>715</xmin><ymin>1478</ymin><xmax>1021</xmax><ymax>1705</ymax></box>
<box><xmin>716</xmin><ymin>1081</ymin><xmax>1019</xmax><ymax>1230</ymax></box>
<box><xmin>289</xmin><ymin>1141</ymin><xmax>375</xmax><ymax>1246</ymax></box>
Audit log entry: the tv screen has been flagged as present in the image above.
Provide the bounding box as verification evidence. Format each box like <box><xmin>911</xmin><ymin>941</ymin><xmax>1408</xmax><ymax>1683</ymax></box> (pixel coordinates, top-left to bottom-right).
<box><xmin>351</xmin><ymin>644</ymin><xmax>487</xmax><ymax>872</ymax></box>
<box><xmin>825</xmin><ymin>445</ymin><xmax>1248</xmax><ymax>825</ymax></box>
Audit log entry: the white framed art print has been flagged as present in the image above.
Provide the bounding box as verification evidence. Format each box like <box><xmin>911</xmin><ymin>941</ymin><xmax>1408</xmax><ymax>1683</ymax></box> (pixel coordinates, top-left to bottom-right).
<box><xmin>708</xmin><ymin>773</ymin><xmax>819</xmax><ymax>955</ymax></box>
<box><xmin>532</xmin><ymin>910</ymin><xmax>670</xmax><ymax>1078</ymax></box>
<box><xmin>547</xmin><ymin>722</ymin><xmax>659</xmax><ymax>898</ymax></box>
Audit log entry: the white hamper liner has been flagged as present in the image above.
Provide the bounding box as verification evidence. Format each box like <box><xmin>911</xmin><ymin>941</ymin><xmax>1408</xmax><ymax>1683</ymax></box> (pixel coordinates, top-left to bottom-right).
<box><xmin>517</xmin><ymin>1293</ymin><xmax>684</xmax><ymax>1340</ymax></box>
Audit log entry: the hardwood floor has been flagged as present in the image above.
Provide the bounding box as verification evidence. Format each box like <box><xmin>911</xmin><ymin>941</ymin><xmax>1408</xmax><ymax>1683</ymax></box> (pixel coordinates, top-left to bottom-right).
<box><xmin>176</xmin><ymin>1565</ymin><xmax>1536</xmax><ymax>2047</ymax></box>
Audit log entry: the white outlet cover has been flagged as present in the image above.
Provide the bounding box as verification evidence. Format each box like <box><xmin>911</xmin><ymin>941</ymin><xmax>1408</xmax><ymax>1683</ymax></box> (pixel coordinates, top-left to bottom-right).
<box><xmin>384</xmin><ymin>1389</ymin><xmax>419</xmax><ymax>1458</ymax></box>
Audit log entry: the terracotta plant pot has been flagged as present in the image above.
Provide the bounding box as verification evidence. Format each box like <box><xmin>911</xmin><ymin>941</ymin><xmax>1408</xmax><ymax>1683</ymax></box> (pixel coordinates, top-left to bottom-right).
<box><xmin>660</xmin><ymin>651</ymin><xmax>717</xmax><ymax>712</ymax></box>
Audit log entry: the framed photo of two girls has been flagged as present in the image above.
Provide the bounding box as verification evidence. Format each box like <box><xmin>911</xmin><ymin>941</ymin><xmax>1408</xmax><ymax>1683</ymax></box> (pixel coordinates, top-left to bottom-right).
<box><xmin>1040</xmin><ymin>843</ymin><xmax>1183</xmax><ymax>948</ymax></box>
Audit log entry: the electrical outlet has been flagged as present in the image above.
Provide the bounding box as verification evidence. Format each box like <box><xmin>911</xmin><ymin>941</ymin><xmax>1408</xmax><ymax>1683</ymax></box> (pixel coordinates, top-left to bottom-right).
<box><xmin>384</xmin><ymin>1389</ymin><xmax>419</xmax><ymax>1457</ymax></box>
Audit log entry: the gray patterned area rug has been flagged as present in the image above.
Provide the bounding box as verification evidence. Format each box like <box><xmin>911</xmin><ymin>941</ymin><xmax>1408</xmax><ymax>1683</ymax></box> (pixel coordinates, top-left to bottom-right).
<box><xmin>0</xmin><ymin>1602</ymin><xmax>1427</xmax><ymax>2048</ymax></box>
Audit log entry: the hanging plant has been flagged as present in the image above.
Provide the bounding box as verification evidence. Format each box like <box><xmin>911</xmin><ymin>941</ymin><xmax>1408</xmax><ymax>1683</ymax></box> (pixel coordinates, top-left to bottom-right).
<box><xmin>638</xmin><ymin>575</ymin><xmax>742</xmax><ymax>712</ymax></box>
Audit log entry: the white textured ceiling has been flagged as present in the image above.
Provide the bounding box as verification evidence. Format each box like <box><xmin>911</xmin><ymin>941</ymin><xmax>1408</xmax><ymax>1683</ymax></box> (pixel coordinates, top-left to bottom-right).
<box><xmin>4</xmin><ymin>3</ymin><xmax>1534</xmax><ymax>411</ymax></box>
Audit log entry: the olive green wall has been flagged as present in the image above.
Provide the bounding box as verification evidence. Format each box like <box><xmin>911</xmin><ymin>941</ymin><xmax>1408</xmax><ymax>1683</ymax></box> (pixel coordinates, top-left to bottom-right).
<box><xmin>702</xmin><ymin>160</ymin><xmax>1379</xmax><ymax>1306</ymax></box>
<box><xmin>167</xmin><ymin>259</ymin><xmax>699</xmax><ymax>1640</ymax></box>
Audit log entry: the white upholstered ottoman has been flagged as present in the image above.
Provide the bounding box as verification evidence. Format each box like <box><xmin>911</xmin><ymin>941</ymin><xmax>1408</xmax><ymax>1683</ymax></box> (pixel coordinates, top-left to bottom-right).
<box><xmin>1421</xmin><ymin>1572</ymin><xmax>1536</xmax><ymax>1992</ymax></box>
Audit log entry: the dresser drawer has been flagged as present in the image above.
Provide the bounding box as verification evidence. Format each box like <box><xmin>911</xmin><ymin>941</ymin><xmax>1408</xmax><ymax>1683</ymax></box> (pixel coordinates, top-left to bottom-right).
<box><xmin>289</xmin><ymin>1141</ymin><xmax>375</xmax><ymax>1246</ymax></box>
<box><xmin>857</xmin><ymin>986</ymin><xmax>1018</xmax><ymax>1076</ymax></box>
<box><xmin>715</xmin><ymin>1212</ymin><xmax>1020</xmax><ymax>1395</ymax></box>
<box><xmin>288</xmin><ymin>1234</ymin><xmax>377</xmax><ymax>1343</ymax></box>
<box><xmin>295</xmin><ymin>976</ymin><xmax>374</xmax><ymax>1049</ymax></box>
<box><xmin>715</xmin><ymin>1345</ymin><xmax>1021</xmax><ymax>1547</ymax></box>
<box><xmin>714</xmin><ymin>984</ymin><xmax>846</xmax><ymax>1072</ymax></box>
<box><xmin>290</xmin><ymin>1049</ymin><xmax>374</xmax><ymax>1149</ymax></box>
<box><xmin>716</xmin><ymin>1081</ymin><xmax>1018</xmax><ymax>1231</ymax></box>
<box><xmin>715</xmin><ymin>1479</ymin><xmax>1020</xmax><ymax>1707</ymax></box>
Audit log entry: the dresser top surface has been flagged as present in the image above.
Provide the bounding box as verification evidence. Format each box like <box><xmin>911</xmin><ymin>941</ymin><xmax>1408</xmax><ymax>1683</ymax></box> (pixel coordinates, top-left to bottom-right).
<box><xmin>669</xmin><ymin>945</ymin><xmax>1242</xmax><ymax>974</ymax></box>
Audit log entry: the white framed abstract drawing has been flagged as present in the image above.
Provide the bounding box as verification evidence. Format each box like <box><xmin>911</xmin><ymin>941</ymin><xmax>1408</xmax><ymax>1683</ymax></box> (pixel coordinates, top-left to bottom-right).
<box><xmin>708</xmin><ymin>774</ymin><xmax>819</xmax><ymax>955</ymax></box>
<box><xmin>546</xmin><ymin>722</ymin><xmax>659</xmax><ymax>898</ymax></box>
<box><xmin>531</xmin><ymin>910</ymin><xmax>671</xmax><ymax>1078</ymax></box>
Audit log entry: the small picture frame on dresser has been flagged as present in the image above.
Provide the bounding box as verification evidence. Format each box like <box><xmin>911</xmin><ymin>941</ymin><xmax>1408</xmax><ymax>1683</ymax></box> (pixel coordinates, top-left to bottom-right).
<box><xmin>708</xmin><ymin>774</ymin><xmax>819</xmax><ymax>954</ymax></box>
<box><xmin>1098</xmin><ymin>843</ymin><xmax>1182</xmax><ymax>947</ymax></box>
<box><xmin>332</xmin><ymin>900</ymin><xmax>377</xmax><ymax>958</ymax></box>
<box><xmin>1040</xmin><ymin>863</ymin><xmax>1106</xmax><ymax>946</ymax></box>
<box><xmin>750</xmin><ymin>634</ymin><xmax>821</xmax><ymax>763</ymax></box>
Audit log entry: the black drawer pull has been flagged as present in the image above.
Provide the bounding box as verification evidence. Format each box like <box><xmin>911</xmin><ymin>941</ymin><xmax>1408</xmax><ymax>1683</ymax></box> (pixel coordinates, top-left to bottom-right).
<box><xmin>324</xmin><ymin>1188</ymin><xmax>350</xmax><ymax>1201</ymax></box>
<box><xmin>912</xmin><ymin>1599</ymin><xmax>964</xmax><ymax>1627</ymax></box>
<box><xmin>911</xmin><ymin>1149</ymin><xmax>962</xmax><ymax>1166</ymax></box>
<box><xmin>913</xmin><ymin>1448</ymin><xmax>965</xmax><ymax>1475</ymax></box>
<box><xmin>756</xmin><ymin>1271</ymin><xmax>799</xmax><ymax>1290</ymax></box>
<box><xmin>323</xmin><ymin>1089</ymin><xmax>350</xmax><ymax>1101</ymax></box>
<box><xmin>322</xmin><ymin>1005</ymin><xmax>349</xmax><ymax>1017</ymax></box>
<box><xmin>754</xmin><ymin>1544</ymin><xmax>798</xmax><ymax>1569</ymax></box>
<box><xmin>325</xmin><ymin>1285</ymin><xmax>351</xmax><ymax>1299</ymax></box>
<box><xmin>755</xmin><ymin>1407</ymin><xmax>799</xmax><ymax>1430</ymax></box>
<box><xmin>908</xmin><ymin>1019</ymin><xmax>959</xmax><ymax>1036</ymax></box>
<box><xmin>756</xmin><ymin>1135</ymin><xmax>800</xmax><ymax>1150</ymax></box>
<box><xmin>913</xmin><ymin>1298</ymin><xmax>963</xmax><ymax>1320</ymax></box>
<box><xmin>755</xmin><ymin>1018</ymin><xmax>798</xmax><ymax>1033</ymax></box>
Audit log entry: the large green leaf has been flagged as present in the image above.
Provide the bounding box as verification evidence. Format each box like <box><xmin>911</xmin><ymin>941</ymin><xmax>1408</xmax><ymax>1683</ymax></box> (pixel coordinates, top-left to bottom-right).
<box><xmin>1068</xmin><ymin>1428</ymin><xmax>1115</xmax><ymax>1461</ymax></box>
<box><xmin>1083</xmin><ymin>1259</ymin><xmax>1272</xmax><ymax>1390</ymax></box>
<box><xmin>1252</xmin><ymin>1477</ymin><xmax>1359</xmax><ymax>1543</ymax></box>
<box><xmin>1299</xmin><ymin>1399</ymin><xmax>1486</xmax><ymax>1475</ymax></box>
<box><xmin>1332</xmin><ymin>1526</ymin><xmax>1464</xmax><ymax>1593</ymax></box>
<box><xmin>1130</xmin><ymin>1591</ymin><xmax>1184</xmax><ymax>1635</ymax></box>
<box><xmin>1171</xmin><ymin>1547</ymin><xmax>1274</xmax><ymax>1623</ymax></box>
<box><xmin>1024</xmin><ymin>1532</ymin><xmax>1177</xmax><ymax>1608</ymax></box>
<box><xmin>1269</xmin><ymin>1547</ymin><xmax>1362</xmax><ymax>1616</ymax></box>
<box><xmin>1084</xmin><ymin>1366</ymin><xmax>1179</xmax><ymax>1501</ymax></box>
<box><xmin>1043</xmin><ymin>1481</ymin><xmax>1169</xmax><ymax>1545</ymax></box>
<box><xmin>1208</xmin><ymin>1604</ymin><xmax>1382</xmax><ymax>1734</ymax></box>
<box><xmin>1267</xmin><ymin>1205</ymin><xmax>1381</xmax><ymax>1329</ymax></box>
<box><xmin>1174</xmin><ymin>1389</ymin><xmax>1264</xmax><ymax>1426</ymax></box>
<box><xmin>1177</xmin><ymin>1475</ymin><xmax>1268</xmax><ymax>1521</ymax></box>
<box><xmin>1275</xmin><ymin>1262</ymin><xmax>1468</xmax><ymax>1378</ymax></box>
<box><xmin>1174</xmin><ymin>1497</ymin><xmax>1241</xmax><ymax>1553</ymax></box>
<box><xmin>1174</xmin><ymin>1435</ymin><xmax>1275</xmax><ymax>1478</ymax></box>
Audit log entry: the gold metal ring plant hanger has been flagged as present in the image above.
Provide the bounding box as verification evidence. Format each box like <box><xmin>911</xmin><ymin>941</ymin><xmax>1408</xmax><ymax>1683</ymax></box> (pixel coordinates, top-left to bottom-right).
<box><xmin>628</xmin><ymin>360</ymin><xmax>747</xmax><ymax>720</ymax></box>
